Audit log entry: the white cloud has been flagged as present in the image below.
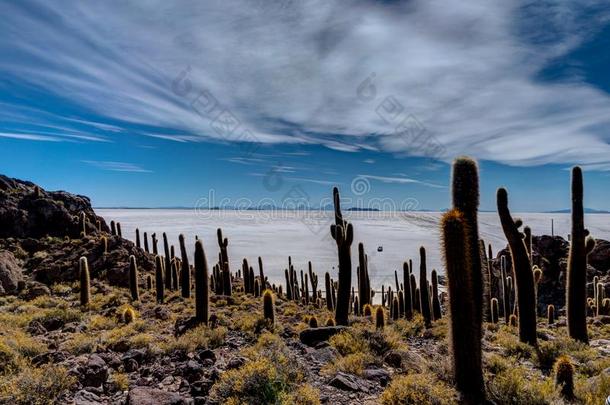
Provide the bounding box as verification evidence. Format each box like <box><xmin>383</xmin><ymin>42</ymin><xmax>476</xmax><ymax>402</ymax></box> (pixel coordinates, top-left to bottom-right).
<box><xmin>82</xmin><ymin>160</ymin><xmax>152</xmax><ymax>173</ymax></box>
<box><xmin>2</xmin><ymin>1</ymin><xmax>610</xmax><ymax>168</ymax></box>
<box><xmin>358</xmin><ymin>174</ymin><xmax>445</xmax><ymax>189</ymax></box>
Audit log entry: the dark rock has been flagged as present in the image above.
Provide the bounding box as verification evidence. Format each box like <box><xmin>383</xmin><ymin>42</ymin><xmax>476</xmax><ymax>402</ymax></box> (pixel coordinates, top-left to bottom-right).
<box><xmin>197</xmin><ymin>349</ymin><xmax>216</xmax><ymax>363</ymax></box>
<box><xmin>328</xmin><ymin>372</ymin><xmax>366</xmax><ymax>392</ymax></box>
<box><xmin>20</xmin><ymin>280</ymin><xmax>51</xmax><ymax>300</ymax></box>
<box><xmin>190</xmin><ymin>378</ymin><xmax>213</xmax><ymax>397</ymax></box>
<box><xmin>40</xmin><ymin>316</ymin><xmax>65</xmax><ymax>331</ymax></box>
<box><xmin>174</xmin><ymin>316</ymin><xmax>200</xmax><ymax>337</ymax></box>
<box><xmin>0</xmin><ymin>251</ymin><xmax>23</xmax><ymax>295</ymax></box>
<box><xmin>299</xmin><ymin>326</ymin><xmax>347</xmax><ymax>346</ymax></box>
<box><xmin>81</xmin><ymin>354</ymin><xmax>109</xmax><ymax>388</ymax></box>
<box><xmin>127</xmin><ymin>387</ymin><xmax>188</xmax><ymax>404</ymax></box>
<box><xmin>362</xmin><ymin>368</ymin><xmax>390</xmax><ymax>385</ymax></box>
<box><xmin>226</xmin><ymin>356</ymin><xmax>246</xmax><ymax>370</ymax></box>
<box><xmin>178</xmin><ymin>360</ymin><xmax>204</xmax><ymax>383</ymax></box>
<box><xmin>155</xmin><ymin>306</ymin><xmax>171</xmax><ymax>321</ymax></box>
<box><xmin>74</xmin><ymin>389</ymin><xmax>104</xmax><ymax>405</ymax></box>
<box><xmin>32</xmin><ymin>350</ymin><xmax>69</xmax><ymax>366</ymax></box>
<box><xmin>26</xmin><ymin>320</ymin><xmax>47</xmax><ymax>335</ymax></box>
<box><xmin>308</xmin><ymin>346</ymin><xmax>339</xmax><ymax>364</ymax></box>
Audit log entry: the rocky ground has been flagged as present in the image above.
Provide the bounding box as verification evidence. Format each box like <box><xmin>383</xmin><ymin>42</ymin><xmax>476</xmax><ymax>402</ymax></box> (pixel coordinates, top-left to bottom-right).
<box><xmin>1</xmin><ymin>176</ymin><xmax>610</xmax><ymax>405</ymax></box>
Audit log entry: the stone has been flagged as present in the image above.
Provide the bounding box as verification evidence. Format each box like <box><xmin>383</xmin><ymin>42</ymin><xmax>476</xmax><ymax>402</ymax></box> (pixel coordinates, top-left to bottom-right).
<box><xmin>299</xmin><ymin>326</ymin><xmax>347</xmax><ymax>346</ymax></box>
<box><xmin>127</xmin><ymin>387</ymin><xmax>187</xmax><ymax>405</ymax></box>
<box><xmin>74</xmin><ymin>389</ymin><xmax>104</xmax><ymax>405</ymax></box>
<box><xmin>329</xmin><ymin>372</ymin><xmax>364</xmax><ymax>392</ymax></box>
<box><xmin>196</xmin><ymin>349</ymin><xmax>216</xmax><ymax>363</ymax></box>
<box><xmin>0</xmin><ymin>251</ymin><xmax>23</xmax><ymax>295</ymax></box>
<box><xmin>362</xmin><ymin>368</ymin><xmax>390</xmax><ymax>385</ymax></box>
<box><xmin>226</xmin><ymin>356</ymin><xmax>246</xmax><ymax>370</ymax></box>
<box><xmin>81</xmin><ymin>354</ymin><xmax>109</xmax><ymax>388</ymax></box>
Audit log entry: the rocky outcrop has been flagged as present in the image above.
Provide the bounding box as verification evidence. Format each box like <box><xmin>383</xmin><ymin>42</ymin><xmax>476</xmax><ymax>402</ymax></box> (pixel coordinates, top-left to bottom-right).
<box><xmin>0</xmin><ymin>174</ymin><xmax>108</xmax><ymax>239</ymax></box>
<box><xmin>0</xmin><ymin>250</ymin><xmax>23</xmax><ymax>294</ymax></box>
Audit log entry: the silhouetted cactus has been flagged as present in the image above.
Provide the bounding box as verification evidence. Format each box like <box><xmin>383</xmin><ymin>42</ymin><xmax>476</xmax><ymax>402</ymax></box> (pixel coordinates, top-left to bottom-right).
<box><xmin>524</xmin><ymin>226</ymin><xmax>532</xmax><ymax>264</ymax></box>
<box><xmin>146</xmin><ymin>274</ymin><xmax>152</xmax><ymax>290</ymax></box>
<box><xmin>491</xmin><ymin>298</ymin><xmax>499</xmax><ymax>324</ymax></box>
<box><xmin>217</xmin><ymin>228</ymin><xmax>232</xmax><ymax>296</ymax></box>
<box><xmin>123</xmin><ymin>307</ymin><xmax>135</xmax><ymax>324</ymax></box>
<box><xmin>326</xmin><ymin>318</ymin><xmax>335</xmax><ymax>326</ymax></box>
<box><xmin>308</xmin><ymin>262</ymin><xmax>318</xmax><ymax>303</ymax></box>
<box><xmin>258</xmin><ymin>256</ymin><xmax>265</xmax><ymax>291</ymax></box>
<box><xmin>117</xmin><ymin>222</ymin><xmax>122</xmax><ymax>238</ymax></box>
<box><xmin>500</xmin><ymin>256</ymin><xmax>510</xmax><ymax>323</ymax></box>
<box><xmin>358</xmin><ymin>242</ymin><xmax>371</xmax><ymax>311</ymax></box>
<box><xmin>375</xmin><ymin>306</ymin><xmax>385</xmax><ymax>329</ymax></box>
<box><xmin>155</xmin><ymin>256</ymin><xmax>164</xmax><ymax>303</ymax></box>
<box><xmin>135</xmin><ymin>228</ymin><xmax>141</xmax><ymax>249</ymax></box>
<box><xmin>442</xmin><ymin>209</ymin><xmax>485</xmax><ymax>404</ymax></box>
<box><xmin>452</xmin><ymin>157</ymin><xmax>483</xmax><ymax>329</ymax></box>
<box><xmin>398</xmin><ymin>290</ymin><xmax>405</xmax><ymax>318</ymax></box>
<box><xmin>194</xmin><ymin>240</ymin><xmax>209</xmax><ymax>325</ymax></box>
<box><xmin>497</xmin><ymin>188</ymin><xmax>537</xmax><ymax>346</ymax></box>
<box><xmin>480</xmin><ymin>240</ymin><xmax>491</xmax><ymax>321</ymax></box>
<box><xmin>254</xmin><ymin>279</ymin><xmax>260</xmax><ymax>298</ymax></box>
<box><xmin>554</xmin><ymin>356</ymin><xmax>575</xmax><ymax>400</ymax></box>
<box><xmin>431</xmin><ymin>269</ymin><xmax>442</xmax><ymax>320</ymax></box>
<box><xmin>171</xmin><ymin>260</ymin><xmax>179</xmax><ymax>291</ymax></box>
<box><xmin>179</xmin><ymin>234</ymin><xmax>191</xmax><ymax>298</ymax></box>
<box><xmin>325</xmin><ymin>272</ymin><xmax>333</xmax><ymax>311</ymax></box>
<box><xmin>110</xmin><ymin>220</ymin><xmax>116</xmax><ymax>236</ymax></box>
<box><xmin>353</xmin><ymin>296</ymin><xmax>359</xmax><ymax>316</ymax></box>
<box><xmin>129</xmin><ymin>255</ymin><xmax>139</xmax><ymax>301</ymax></box>
<box><xmin>143</xmin><ymin>232</ymin><xmax>149</xmax><ymax>253</ymax></box>
<box><xmin>330</xmin><ymin>187</ymin><xmax>353</xmax><ymax>326</ymax></box>
<box><xmin>391</xmin><ymin>296</ymin><xmax>399</xmax><ymax>321</ymax></box>
<box><xmin>567</xmin><ymin>167</ymin><xmax>595</xmax><ymax>344</ymax></box>
<box><xmin>363</xmin><ymin>304</ymin><xmax>373</xmax><ymax>317</ymax></box>
<box><xmin>263</xmin><ymin>290</ymin><xmax>274</xmax><ymax>326</ymax></box>
<box><xmin>419</xmin><ymin>247</ymin><xmax>432</xmax><ymax>327</ymax></box>
<box><xmin>548</xmin><ymin>304</ymin><xmax>555</xmax><ymax>325</ymax></box>
<box><xmin>403</xmin><ymin>262</ymin><xmax>413</xmax><ymax>320</ymax></box>
<box><xmin>309</xmin><ymin>316</ymin><xmax>318</xmax><ymax>328</ymax></box>
<box><xmin>79</xmin><ymin>257</ymin><xmax>90</xmax><ymax>307</ymax></box>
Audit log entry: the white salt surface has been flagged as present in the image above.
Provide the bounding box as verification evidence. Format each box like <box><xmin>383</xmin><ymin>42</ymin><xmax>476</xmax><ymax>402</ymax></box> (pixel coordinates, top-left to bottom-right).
<box><xmin>97</xmin><ymin>209</ymin><xmax>610</xmax><ymax>289</ymax></box>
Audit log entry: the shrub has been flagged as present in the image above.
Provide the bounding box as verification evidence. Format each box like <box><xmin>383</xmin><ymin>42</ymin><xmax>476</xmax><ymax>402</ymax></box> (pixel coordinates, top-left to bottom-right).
<box><xmin>329</xmin><ymin>329</ymin><xmax>368</xmax><ymax>356</ymax></box>
<box><xmin>488</xmin><ymin>366</ymin><xmax>558</xmax><ymax>405</ymax></box>
<box><xmin>380</xmin><ymin>373</ymin><xmax>458</xmax><ymax>405</ymax></box>
<box><xmin>0</xmin><ymin>364</ymin><xmax>75</xmax><ymax>404</ymax></box>
<box><xmin>162</xmin><ymin>326</ymin><xmax>227</xmax><ymax>353</ymax></box>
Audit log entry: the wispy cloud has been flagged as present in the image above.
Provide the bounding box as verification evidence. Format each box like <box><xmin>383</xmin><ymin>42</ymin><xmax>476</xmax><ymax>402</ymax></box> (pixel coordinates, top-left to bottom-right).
<box><xmin>2</xmin><ymin>1</ymin><xmax>610</xmax><ymax>169</ymax></box>
<box><xmin>359</xmin><ymin>174</ymin><xmax>445</xmax><ymax>189</ymax></box>
<box><xmin>0</xmin><ymin>132</ymin><xmax>62</xmax><ymax>142</ymax></box>
<box><xmin>286</xmin><ymin>176</ymin><xmax>338</xmax><ymax>186</ymax></box>
<box><xmin>82</xmin><ymin>160</ymin><xmax>152</xmax><ymax>173</ymax></box>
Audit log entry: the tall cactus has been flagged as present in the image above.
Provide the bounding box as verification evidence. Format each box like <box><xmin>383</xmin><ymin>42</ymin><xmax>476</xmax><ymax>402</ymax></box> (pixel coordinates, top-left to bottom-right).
<box><xmin>403</xmin><ymin>261</ymin><xmax>413</xmax><ymax>320</ymax></box>
<box><xmin>308</xmin><ymin>262</ymin><xmax>318</xmax><ymax>303</ymax></box>
<box><xmin>179</xmin><ymin>234</ymin><xmax>191</xmax><ymax>298</ymax></box>
<box><xmin>217</xmin><ymin>228</ymin><xmax>232</xmax><ymax>296</ymax></box>
<box><xmin>375</xmin><ymin>306</ymin><xmax>385</xmax><ymax>329</ymax></box>
<box><xmin>163</xmin><ymin>233</ymin><xmax>172</xmax><ymax>290</ymax></box>
<box><xmin>79</xmin><ymin>257</ymin><xmax>90</xmax><ymax>307</ymax></box>
<box><xmin>431</xmin><ymin>269</ymin><xmax>442</xmax><ymax>320</ymax></box>
<box><xmin>452</xmin><ymin>157</ymin><xmax>483</xmax><ymax>328</ymax></box>
<box><xmin>117</xmin><ymin>222</ymin><xmax>122</xmax><ymax>238</ymax></box>
<box><xmin>419</xmin><ymin>246</ymin><xmax>432</xmax><ymax>327</ymax></box>
<box><xmin>135</xmin><ymin>228</ymin><xmax>141</xmax><ymax>249</ymax></box>
<box><xmin>258</xmin><ymin>256</ymin><xmax>265</xmax><ymax>291</ymax></box>
<box><xmin>194</xmin><ymin>240</ymin><xmax>209</xmax><ymax>325</ymax></box>
<box><xmin>441</xmin><ymin>209</ymin><xmax>485</xmax><ymax>404</ymax></box>
<box><xmin>325</xmin><ymin>272</ymin><xmax>333</xmax><ymax>311</ymax></box>
<box><xmin>358</xmin><ymin>243</ymin><xmax>371</xmax><ymax>310</ymax></box>
<box><xmin>330</xmin><ymin>187</ymin><xmax>353</xmax><ymax>326</ymax></box>
<box><xmin>129</xmin><ymin>255</ymin><xmax>139</xmax><ymax>301</ymax></box>
<box><xmin>152</xmin><ymin>233</ymin><xmax>158</xmax><ymax>255</ymax></box>
<box><xmin>567</xmin><ymin>167</ymin><xmax>595</xmax><ymax>344</ymax></box>
<box><xmin>155</xmin><ymin>256</ymin><xmax>164</xmax><ymax>303</ymax></box>
<box><xmin>497</xmin><ymin>188</ymin><xmax>537</xmax><ymax>346</ymax></box>
<box><xmin>501</xmin><ymin>255</ymin><xmax>510</xmax><ymax>323</ymax></box>
<box><xmin>143</xmin><ymin>232</ymin><xmax>149</xmax><ymax>253</ymax></box>
<box><xmin>79</xmin><ymin>212</ymin><xmax>87</xmax><ymax>237</ymax></box>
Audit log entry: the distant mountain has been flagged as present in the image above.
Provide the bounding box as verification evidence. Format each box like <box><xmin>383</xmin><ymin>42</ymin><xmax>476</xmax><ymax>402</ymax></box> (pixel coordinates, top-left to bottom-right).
<box><xmin>546</xmin><ymin>208</ymin><xmax>610</xmax><ymax>214</ymax></box>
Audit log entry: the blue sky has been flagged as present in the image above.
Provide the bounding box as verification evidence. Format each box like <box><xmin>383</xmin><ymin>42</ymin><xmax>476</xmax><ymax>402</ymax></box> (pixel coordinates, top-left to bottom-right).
<box><xmin>1</xmin><ymin>0</ymin><xmax>610</xmax><ymax>211</ymax></box>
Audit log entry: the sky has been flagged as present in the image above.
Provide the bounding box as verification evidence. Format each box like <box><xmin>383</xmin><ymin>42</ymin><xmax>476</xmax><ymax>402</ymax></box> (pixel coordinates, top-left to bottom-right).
<box><xmin>1</xmin><ymin>0</ymin><xmax>610</xmax><ymax>211</ymax></box>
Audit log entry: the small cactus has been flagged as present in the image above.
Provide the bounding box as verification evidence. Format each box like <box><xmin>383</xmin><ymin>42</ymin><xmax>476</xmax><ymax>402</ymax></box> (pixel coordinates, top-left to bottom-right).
<box><xmin>419</xmin><ymin>247</ymin><xmax>432</xmax><ymax>327</ymax></box>
<box><xmin>431</xmin><ymin>269</ymin><xmax>442</xmax><ymax>320</ymax></box>
<box><xmin>128</xmin><ymin>255</ymin><xmax>139</xmax><ymax>301</ymax></box>
<box><xmin>79</xmin><ymin>212</ymin><xmax>87</xmax><ymax>237</ymax></box>
<box><xmin>309</xmin><ymin>316</ymin><xmax>318</xmax><ymax>328</ymax></box>
<box><xmin>391</xmin><ymin>296</ymin><xmax>399</xmax><ymax>321</ymax></box>
<box><xmin>123</xmin><ymin>307</ymin><xmax>135</xmax><ymax>324</ymax></box>
<box><xmin>263</xmin><ymin>290</ymin><xmax>274</xmax><ymax>326</ymax></box>
<box><xmin>554</xmin><ymin>355</ymin><xmax>575</xmax><ymax>400</ymax></box>
<box><xmin>548</xmin><ymin>304</ymin><xmax>555</xmax><ymax>325</ymax></box>
<box><xmin>79</xmin><ymin>257</ymin><xmax>90</xmax><ymax>307</ymax></box>
<box><xmin>326</xmin><ymin>318</ymin><xmax>336</xmax><ymax>326</ymax></box>
<box><xmin>146</xmin><ymin>274</ymin><xmax>152</xmax><ymax>290</ymax></box>
<box><xmin>363</xmin><ymin>304</ymin><xmax>373</xmax><ymax>317</ymax></box>
<box><xmin>375</xmin><ymin>306</ymin><xmax>385</xmax><ymax>329</ymax></box>
<box><xmin>116</xmin><ymin>222</ymin><xmax>122</xmax><ymax>238</ymax></box>
<box><xmin>179</xmin><ymin>234</ymin><xmax>191</xmax><ymax>298</ymax></box>
<box><xmin>509</xmin><ymin>314</ymin><xmax>518</xmax><ymax>327</ymax></box>
<box><xmin>135</xmin><ymin>228</ymin><xmax>141</xmax><ymax>249</ymax></box>
<box><xmin>102</xmin><ymin>236</ymin><xmax>108</xmax><ymax>254</ymax></box>
<box><xmin>596</xmin><ymin>282</ymin><xmax>604</xmax><ymax>317</ymax></box>
<box><xmin>491</xmin><ymin>298</ymin><xmax>499</xmax><ymax>324</ymax></box>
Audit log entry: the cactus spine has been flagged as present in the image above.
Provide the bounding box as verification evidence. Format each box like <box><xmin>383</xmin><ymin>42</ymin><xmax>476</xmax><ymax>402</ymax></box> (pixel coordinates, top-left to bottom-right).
<box><xmin>441</xmin><ymin>210</ymin><xmax>485</xmax><ymax>404</ymax></box>
<box><xmin>129</xmin><ymin>255</ymin><xmax>139</xmax><ymax>301</ymax></box>
<box><xmin>155</xmin><ymin>256</ymin><xmax>164</xmax><ymax>303</ymax></box>
<box><xmin>194</xmin><ymin>240</ymin><xmax>209</xmax><ymax>325</ymax></box>
<box><xmin>497</xmin><ymin>188</ymin><xmax>537</xmax><ymax>346</ymax></box>
<box><xmin>179</xmin><ymin>234</ymin><xmax>191</xmax><ymax>298</ymax></box>
<box><xmin>330</xmin><ymin>187</ymin><xmax>353</xmax><ymax>326</ymax></box>
<box><xmin>567</xmin><ymin>167</ymin><xmax>595</xmax><ymax>344</ymax></box>
<box><xmin>79</xmin><ymin>257</ymin><xmax>90</xmax><ymax>307</ymax></box>
<box><xmin>263</xmin><ymin>290</ymin><xmax>274</xmax><ymax>326</ymax></box>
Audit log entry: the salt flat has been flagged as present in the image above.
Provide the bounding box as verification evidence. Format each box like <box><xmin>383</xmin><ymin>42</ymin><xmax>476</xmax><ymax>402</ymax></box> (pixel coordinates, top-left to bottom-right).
<box><xmin>97</xmin><ymin>209</ymin><xmax>610</xmax><ymax>289</ymax></box>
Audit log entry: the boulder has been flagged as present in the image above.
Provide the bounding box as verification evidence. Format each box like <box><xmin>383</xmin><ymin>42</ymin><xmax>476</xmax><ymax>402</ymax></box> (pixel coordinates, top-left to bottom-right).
<box><xmin>0</xmin><ymin>251</ymin><xmax>23</xmax><ymax>294</ymax></box>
